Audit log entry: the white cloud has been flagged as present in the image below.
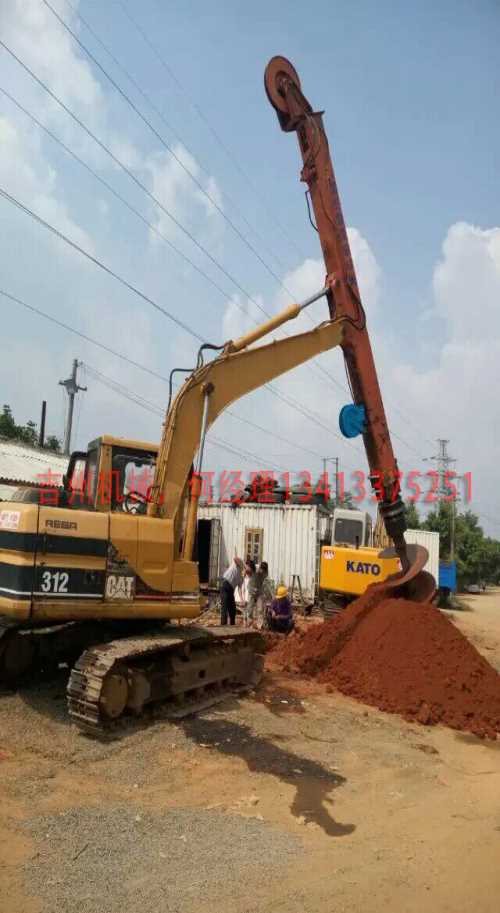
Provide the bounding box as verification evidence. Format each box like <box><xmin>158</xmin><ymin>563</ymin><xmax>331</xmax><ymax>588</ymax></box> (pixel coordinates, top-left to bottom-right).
<box><xmin>0</xmin><ymin>0</ymin><xmax>105</xmax><ymax>148</ymax></box>
<box><xmin>222</xmin><ymin>292</ymin><xmax>266</xmax><ymax>341</ymax></box>
<box><xmin>222</xmin><ymin>228</ymin><xmax>382</xmax><ymax>341</ymax></box>
<box><xmin>384</xmin><ymin>222</ymin><xmax>500</xmax><ymax>524</ymax></box>
<box><xmin>433</xmin><ymin>222</ymin><xmax>500</xmax><ymax>341</ymax></box>
<box><xmin>0</xmin><ymin>0</ymin><xmax>102</xmax><ymax>114</ymax></box>
<box><xmin>347</xmin><ymin>227</ymin><xmax>381</xmax><ymax>313</ymax></box>
<box><xmin>0</xmin><ymin>115</ymin><xmax>93</xmax><ymax>250</ymax></box>
<box><xmin>146</xmin><ymin>143</ymin><xmax>224</xmax><ymax>245</ymax></box>
<box><xmin>216</xmin><ymin>231</ymin><xmax>382</xmax><ymax>478</ymax></box>
<box><xmin>215</xmin><ymin>222</ymin><xmax>500</xmax><ymax>535</ymax></box>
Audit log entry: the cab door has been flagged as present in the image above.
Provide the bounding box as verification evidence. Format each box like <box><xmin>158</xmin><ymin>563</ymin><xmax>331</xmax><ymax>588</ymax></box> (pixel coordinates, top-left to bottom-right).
<box><xmin>33</xmin><ymin>505</ymin><xmax>109</xmax><ymax>610</ymax></box>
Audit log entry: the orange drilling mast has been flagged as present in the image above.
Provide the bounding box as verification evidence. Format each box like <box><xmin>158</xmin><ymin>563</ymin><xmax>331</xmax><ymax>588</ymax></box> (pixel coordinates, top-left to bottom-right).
<box><xmin>265</xmin><ymin>56</ymin><xmax>432</xmax><ymax>599</ymax></box>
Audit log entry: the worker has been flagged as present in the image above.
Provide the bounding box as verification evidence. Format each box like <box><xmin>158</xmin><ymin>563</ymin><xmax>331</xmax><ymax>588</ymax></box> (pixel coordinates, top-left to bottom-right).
<box><xmin>243</xmin><ymin>559</ymin><xmax>257</xmax><ymax>626</ymax></box>
<box><xmin>267</xmin><ymin>585</ymin><xmax>294</xmax><ymax>634</ymax></box>
<box><xmin>245</xmin><ymin>560</ymin><xmax>272</xmax><ymax>627</ymax></box>
<box><xmin>256</xmin><ymin>561</ymin><xmax>274</xmax><ymax>628</ymax></box>
<box><xmin>220</xmin><ymin>556</ymin><xmax>244</xmax><ymax>626</ymax></box>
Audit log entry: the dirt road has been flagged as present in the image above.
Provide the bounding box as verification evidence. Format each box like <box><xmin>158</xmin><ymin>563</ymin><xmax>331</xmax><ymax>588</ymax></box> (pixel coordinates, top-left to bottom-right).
<box><xmin>1</xmin><ymin>592</ymin><xmax>500</xmax><ymax>913</ymax></box>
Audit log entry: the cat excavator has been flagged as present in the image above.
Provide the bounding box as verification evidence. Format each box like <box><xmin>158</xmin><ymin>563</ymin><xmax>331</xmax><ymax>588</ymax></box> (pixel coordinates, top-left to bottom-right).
<box><xmin>0</xmin><ymin>57</ymin><xmax>432</xmax><ymax>734</ymax></box>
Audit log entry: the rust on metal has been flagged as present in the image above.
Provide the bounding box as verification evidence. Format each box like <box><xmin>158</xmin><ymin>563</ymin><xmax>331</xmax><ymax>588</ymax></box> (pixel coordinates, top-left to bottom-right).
<box><xmin>264</xmin><ymin>55</ymin><xmax>426</xmax><ymax>594</ymax></box>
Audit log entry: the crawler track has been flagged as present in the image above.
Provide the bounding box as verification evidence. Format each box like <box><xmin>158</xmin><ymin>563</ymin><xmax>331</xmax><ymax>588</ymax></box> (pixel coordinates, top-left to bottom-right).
<box><xmin>67</xmin><ymin>626</ymin><xmax>265</xmax><ymax>735</ymax></box>
<box><xmin>0</xmin><ymin>616</ymin><xmax>164</xmax><ymax>685</ymax></box>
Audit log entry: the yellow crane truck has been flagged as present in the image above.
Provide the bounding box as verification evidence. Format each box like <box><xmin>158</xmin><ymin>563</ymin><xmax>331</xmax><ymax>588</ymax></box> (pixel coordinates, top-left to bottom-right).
<box><xmin>319</xmin><ymin>508</ymin><xmax>401</xmax><ymax>605</ymax></box>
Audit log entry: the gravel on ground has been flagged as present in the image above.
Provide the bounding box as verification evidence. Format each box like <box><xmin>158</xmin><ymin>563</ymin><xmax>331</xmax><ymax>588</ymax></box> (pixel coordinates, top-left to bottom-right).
<box><xmin>23</xmin><ymin>806</ymin><xmax>303</xmax><ymax>913</ymax></box>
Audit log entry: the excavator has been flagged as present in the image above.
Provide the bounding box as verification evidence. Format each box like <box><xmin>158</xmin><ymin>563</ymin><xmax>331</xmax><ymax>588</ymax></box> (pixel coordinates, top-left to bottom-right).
<box><xmin>0</xmin><ymin>57</ymin><xmax>432</xmax><ymax>734</ymax></box>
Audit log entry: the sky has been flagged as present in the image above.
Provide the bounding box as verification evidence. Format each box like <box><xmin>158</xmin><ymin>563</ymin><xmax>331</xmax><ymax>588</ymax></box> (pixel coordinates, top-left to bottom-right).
<box><xmin>0</xmin><ymin>0</ymin><xmax>499</xmax><ymax>531</ymax></box>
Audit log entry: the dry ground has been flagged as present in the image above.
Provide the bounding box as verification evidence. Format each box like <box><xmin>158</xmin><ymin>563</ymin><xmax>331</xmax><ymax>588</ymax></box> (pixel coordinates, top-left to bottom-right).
<box><xmin>1</xmin><ymin>591</ymin><xmax>500</xmax><ymax>913</ymax></box>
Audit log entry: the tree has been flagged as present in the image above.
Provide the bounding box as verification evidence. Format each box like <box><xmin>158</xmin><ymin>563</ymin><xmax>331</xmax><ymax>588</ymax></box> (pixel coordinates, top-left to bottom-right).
<box><xmin>0</xmin><ymin>404</ymin><xmax>16</xmax><ymax>438</ymax></box>
<box><xmin>45</xmin><ymin>435</ymin><xmax>62</xmax><ymax>453</ymax></box>
<box><xmin>16</xmin><ymin>420</ymin><xmax>38</xmax><ymax>447</ymax></box>
<box><xmin>404</xmin><ymin>500</ymin><xmax>420</xmax><ymax>529</ymax></box>
<box><xmin>0</xmin><ymin>404</ymin><xmax>62</xmax><ymax>453</ymax></box>
<box><xmin>422</xmin><ymin>504</ymin><xmax>500</xmax><ymax>588</ymax></box>
<box><xmin>422</xmin><ymin>502</ymin><xmax>453</xmax><ymax>558</ymax></box>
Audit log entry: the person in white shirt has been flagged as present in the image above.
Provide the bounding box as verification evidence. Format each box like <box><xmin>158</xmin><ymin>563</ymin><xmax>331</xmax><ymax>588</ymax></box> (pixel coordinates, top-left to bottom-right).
<box><xmin>220</xmin><ymin>556</ymin><xmax>244</xmax><ymax>625</ymax></box>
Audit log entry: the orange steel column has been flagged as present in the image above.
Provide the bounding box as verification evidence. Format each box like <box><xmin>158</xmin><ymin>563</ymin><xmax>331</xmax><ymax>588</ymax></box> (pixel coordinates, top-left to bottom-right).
<box><xmin>264</xmin><ymin>56</ymin><xmax>408</xmax><ymax>557</ymax></box>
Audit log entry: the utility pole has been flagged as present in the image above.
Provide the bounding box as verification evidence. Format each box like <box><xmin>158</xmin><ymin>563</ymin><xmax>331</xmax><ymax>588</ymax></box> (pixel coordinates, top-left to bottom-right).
<box><xmin>39</xmin><ymin>400</ymin><xmax>46</xmax><ymax>448</ymax></box>
<box><xmin>322</xmin><ymin>456</ymin><xmax>340</xmax><ymax>504</ymax></box>
<box><xmin>59</xmin><ymin>359</ymin><xmax>87</xmax><ymax>455</ymax></box>
<box><xmin>427</xmin><ymin>439</ymin><xmax>457</xmax><ymax>560</ymax></box>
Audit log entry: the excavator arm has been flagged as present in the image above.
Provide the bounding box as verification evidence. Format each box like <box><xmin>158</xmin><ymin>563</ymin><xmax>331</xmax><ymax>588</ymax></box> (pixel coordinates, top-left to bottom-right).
<box><xmin>148</xmin><ymin>291</ymin><xmax>344</xmax><ymax>546</ymax></box>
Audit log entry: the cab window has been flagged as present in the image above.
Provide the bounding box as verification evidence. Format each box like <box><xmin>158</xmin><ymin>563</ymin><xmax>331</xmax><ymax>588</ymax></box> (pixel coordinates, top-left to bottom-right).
<box><xmin>84</xmin><ymin>449</ymin><xmax>99</xmax><ymax>506</ymax></box>
<box><xmin>111</xmin><ymin>448</ymin><xmax>156</xmax><ymax>513</ymax></box>
<box><xmin>334</xmin><ymin>517</ymin><xmax>364</xmax><ymax>547</ymax></box>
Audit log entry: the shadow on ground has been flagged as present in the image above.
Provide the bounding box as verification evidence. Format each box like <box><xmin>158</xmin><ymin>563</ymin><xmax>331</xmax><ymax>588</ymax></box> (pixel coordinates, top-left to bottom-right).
<box><xmin>181</xmin><ymin>714</ymin><xmax>355</xmax><ymax>837</ymax></box>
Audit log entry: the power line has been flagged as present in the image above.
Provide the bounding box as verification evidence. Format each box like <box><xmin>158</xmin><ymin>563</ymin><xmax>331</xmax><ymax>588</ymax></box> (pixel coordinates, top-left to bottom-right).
<box><xmin>112</xmin><ymin>9</ymin><xmax>439</xmax><ymax>452</ymax></box>
<box><xmin>58</xmin><ymin>0</ymin><xmax>291</xmax><ymax>276</ymax></box>
<box><xmin>42</xmin><ymin>0</ymin><xmax>299</xmax><ymax>297</ymax></box>
<box><xmin>0</xmin><ymin>185</ymin><xmax>205</xmax><ymax>342</ymax></box>
<box><xmin>0</xmin><ymin>85</ymin><xmax>250</xmax><ymax>321</ymax></box>
<box><xmin>118</xmin><ymin>0</ymin><xmax>309</xmax><ymax>265</ymax></box>
<box><xmin>0</xmin><ymin>37</ymin><xmax>272</xmax><ymax>321</ymax></box>
<box><xmin>266</xmin><ymin>381</ymin><xmax>362</xmax><ymax>454</ymax></box>
<box><xmin>0</xmin><ymin>185</ymin><xmax>356</xmax><ymax>449</ymax></box>
<box><xmin>0</xmin><ymin>172</ymin><xmax>427</xmax><ymax>468</ymax></box>
<box><xmin>0</xmin><ymin>287</ymin><xmax>175</xmax><ymax>384</ymax></box>
<box><xmin>33</xmin><ymin>7</ymin><xmax>350</xmax><ymax>399</ymax></box>
<box><xmin>0</xmin><ymin>45</ymin><xmax>435</xmax><ymax>460</ymax></box>
<box><xmin>224</xmin><ymin>411</ymin><xmax>326</xmax><ymax>463</ymax></box>
<box><xmin>46</xmin><ymin>11</ymin><xmax>439</xmax><ymax>455</ymax></box>
<box><xmin>0</xmin><ymin>81</ymin><xmax>348</xmax><ymax>402</ymax></box>
<box><xmin>0</xmin><ymin>33</ymin><xmax>375</xmax><ymax>405</ymax></box>
<box><xmin>82</xmin><ymin>364</ymin><xmax>335</xmax><ymax>470</ymax></box>
<box><xmin>84</xmin><ymin>362</ymin><xmax>289</xmax><ymax>472</ymax></box>
<box><xmin>0</xmin><ymin>286</ymin><xmax>354</xmax><ymax>457</ymax></box>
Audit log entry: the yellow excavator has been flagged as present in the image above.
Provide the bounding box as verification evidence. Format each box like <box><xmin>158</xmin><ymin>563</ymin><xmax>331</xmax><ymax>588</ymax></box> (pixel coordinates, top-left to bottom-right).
<box><xmin>0</xmin><ymin>57</ymin><xmax>431</xmax><ymax>733</ymax></box>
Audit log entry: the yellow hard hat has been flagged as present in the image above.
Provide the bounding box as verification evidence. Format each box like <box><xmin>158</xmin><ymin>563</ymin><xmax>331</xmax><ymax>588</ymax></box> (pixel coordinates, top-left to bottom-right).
<box><xmin>276</xmin><ymin>585</ymin><xmax>288</xmax><ymax>598</ymax></box>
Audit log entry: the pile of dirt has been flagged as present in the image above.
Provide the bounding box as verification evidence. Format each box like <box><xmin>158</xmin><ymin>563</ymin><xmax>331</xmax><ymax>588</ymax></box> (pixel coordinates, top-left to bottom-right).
<box><xmin>270</xmin><ymin>588</ymin><xmax>500</xmax><ymax>739</ymax></box>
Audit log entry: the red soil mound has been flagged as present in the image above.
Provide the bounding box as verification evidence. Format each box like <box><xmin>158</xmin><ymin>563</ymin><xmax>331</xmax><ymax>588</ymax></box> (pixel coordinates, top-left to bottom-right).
<box><xmin>270</xmin><ymin>588</ymin><xmax>500</xmax><ymax>739</ymax></box>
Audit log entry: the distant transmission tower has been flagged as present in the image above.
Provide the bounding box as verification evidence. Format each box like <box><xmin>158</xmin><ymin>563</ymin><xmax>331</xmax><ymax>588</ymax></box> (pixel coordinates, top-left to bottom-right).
<box><xmin>427</xmin><ymin>439</ymin><xmax>458</xmax><ymax>559</ymax></box>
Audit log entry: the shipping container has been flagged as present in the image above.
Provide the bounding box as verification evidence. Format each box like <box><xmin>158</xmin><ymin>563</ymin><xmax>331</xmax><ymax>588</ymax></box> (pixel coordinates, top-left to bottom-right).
<box><xmin>404</xmin><ymin>528</ymin><xmax>440</xmax><ymax>585</ymax></box>
<box><xmin>197</xmin><ymin>503</ymin><xmax>330</xmax><ymax>599</ymax></box>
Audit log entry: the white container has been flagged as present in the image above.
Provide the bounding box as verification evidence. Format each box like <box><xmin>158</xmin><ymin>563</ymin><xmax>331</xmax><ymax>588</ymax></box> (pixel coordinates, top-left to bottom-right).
<box><xmin>197</xmin><ymin>502</ymin><xmax>328</xmax><ymax>599</ymax></box>
<box><xmin>404</xmin><ymin>528</ymin><xmax>440</xmax><ymax>585</ymax></box>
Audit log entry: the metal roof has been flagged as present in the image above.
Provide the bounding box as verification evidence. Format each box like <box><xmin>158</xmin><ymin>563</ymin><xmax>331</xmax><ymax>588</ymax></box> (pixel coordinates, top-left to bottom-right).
<box><xmin>0</xmin><ymin>438</ymin><xmax>69</xmax><ymax>495</ymax></box>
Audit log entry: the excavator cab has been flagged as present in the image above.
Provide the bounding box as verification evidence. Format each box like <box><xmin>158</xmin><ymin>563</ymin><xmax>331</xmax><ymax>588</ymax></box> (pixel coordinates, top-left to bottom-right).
<box><xmin>61</xmin><ymin>436</ymin><xmax>159</xmax><ymax>515</ymax></box>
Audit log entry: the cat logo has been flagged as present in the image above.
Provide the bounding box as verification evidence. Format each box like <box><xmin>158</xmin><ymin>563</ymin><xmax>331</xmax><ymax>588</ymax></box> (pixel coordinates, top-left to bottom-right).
<box><xmin>105</xmin><ymin>574</ymin><xmax>135</xmax><ymax>601</ymax></box>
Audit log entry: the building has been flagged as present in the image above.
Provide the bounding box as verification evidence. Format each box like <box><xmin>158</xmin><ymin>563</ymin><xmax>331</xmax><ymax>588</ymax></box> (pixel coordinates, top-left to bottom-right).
<box><xmin>0</xmin><ymin>437</ymin><xmax>69</xmax><ymax>501</ymax></box>
<box><xmin>197</xmin><ymin>502</ymin><xmax>331</xmax><ymax>599</ymax></box>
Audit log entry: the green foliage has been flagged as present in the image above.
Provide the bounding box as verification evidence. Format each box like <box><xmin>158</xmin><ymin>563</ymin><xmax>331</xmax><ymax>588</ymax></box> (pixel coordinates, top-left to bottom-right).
<box><xmin>0</xmin><ymin>404</ymin><xmax>16</xmax><ymax>438</ymax></box>
<box><xmin>0</xmin><ymin>404</ymin><xmax>62</xmax><ymax>453</ymax></box>
<box><xmin>422</xmin><ymin>502</ymin><xmax>500</xmax><ymax>587</ymax></box>
<box><xmin>404</xmin><ymin>500</ymin><xmax>420</xmax><ymax>529</ymax></box>
<box><xmin>45</xmin><ymin>435</ymin><xmax>62</xmax><ymax>453</ymax></box>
